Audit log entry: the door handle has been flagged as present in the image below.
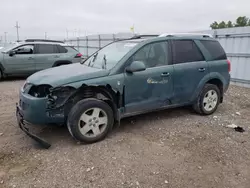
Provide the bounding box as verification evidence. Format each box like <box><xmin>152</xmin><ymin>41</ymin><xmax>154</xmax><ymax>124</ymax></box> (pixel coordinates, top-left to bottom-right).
<box><xmin>198</xmin><ymin>68</ymin><xmax>206</xmax><ymax>72</ymax></box>
<box><xmin>28</xmin><ymin>57</ymin><xmax>34</xmax><ymax>60</ymax></box>
<box><xmin>161</xmin><ymin>72</ymin><xmax>170</xmax><ymax>77</ymax></box>
<box><xmin>54</xmin><ymin>55</ymin><xmax>60</xmax><ymax>58</ymax></box>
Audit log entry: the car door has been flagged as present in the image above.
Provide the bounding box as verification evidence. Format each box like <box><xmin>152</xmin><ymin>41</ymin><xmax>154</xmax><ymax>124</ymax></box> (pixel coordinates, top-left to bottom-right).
<box><xmin>171</xmin><ymin>39</ymin><xmax>208</xmax><ymax>104</ymax></box>
<box><xmin>124</xmin><ymin>41</ymin><xmax>174</xmax><ymax>114</ymax></box>
<box><xmin>34</xmin><ymin>44</ymin><xmax>60</xmax><ymax>71</ymax></box>
<box><xmin>3</xmin><ymin>44</ymin><xmax>35</xmax><ymax>75</ymax></box>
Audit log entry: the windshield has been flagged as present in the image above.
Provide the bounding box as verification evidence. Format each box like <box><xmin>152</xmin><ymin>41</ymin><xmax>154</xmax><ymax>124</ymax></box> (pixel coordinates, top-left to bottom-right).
<box><xmin>85</xmin><ymin>41</ymin><xmax>139</xmax><ymax>69</ymax></box>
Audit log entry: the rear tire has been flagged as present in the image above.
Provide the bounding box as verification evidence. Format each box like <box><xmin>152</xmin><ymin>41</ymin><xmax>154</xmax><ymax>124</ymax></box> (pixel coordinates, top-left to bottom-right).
<box><xmin>193</xmin><ymin>84</ymin><xmax>221</xmax><ymax>115</ymax></box>
<box><xmin>67</xmin><ymin>98</ymin><xmax>114</xmax><ymax>143</ymax></box>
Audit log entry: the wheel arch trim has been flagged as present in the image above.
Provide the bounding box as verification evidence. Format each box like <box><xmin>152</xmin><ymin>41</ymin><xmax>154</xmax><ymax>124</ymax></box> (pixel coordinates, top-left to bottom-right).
<box><xmin>190</xmin><ymin>73</ymin><xmax>225</xmax><ymax>102</ymax></box>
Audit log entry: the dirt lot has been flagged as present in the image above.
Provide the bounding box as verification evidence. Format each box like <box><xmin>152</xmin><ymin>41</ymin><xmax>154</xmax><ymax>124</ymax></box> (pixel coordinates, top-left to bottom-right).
<box><xmin>0</xmin><ymin>79</ymin><xmax>250</xmax><ymax>188</ymax></box>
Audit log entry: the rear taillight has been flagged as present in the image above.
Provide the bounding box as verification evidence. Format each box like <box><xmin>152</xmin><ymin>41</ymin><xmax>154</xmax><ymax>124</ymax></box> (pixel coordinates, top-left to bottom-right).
<box><xmin>75</xmin><ymin>53</ymin><xmax>82</xmax><ymax>58</ymax></box>
<box><xmin>227</xmin><ymin>59</ymin><xmax>231</xmax><ymax>72</ymax></box>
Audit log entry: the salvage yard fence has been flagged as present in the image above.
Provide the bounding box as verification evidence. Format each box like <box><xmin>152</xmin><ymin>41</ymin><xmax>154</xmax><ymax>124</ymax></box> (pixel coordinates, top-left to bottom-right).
<box><xmin>64</xmin><ymin>33</ymin><xmax>134</xmax><ymax>59</ymax></box>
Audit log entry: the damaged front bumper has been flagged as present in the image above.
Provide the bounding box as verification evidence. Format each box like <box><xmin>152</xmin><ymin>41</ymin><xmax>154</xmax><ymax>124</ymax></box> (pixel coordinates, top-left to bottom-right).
<box><xmin>16</xmin><ymin>104</ymin><xmax>51</xmax><ymax>149</ymax></box>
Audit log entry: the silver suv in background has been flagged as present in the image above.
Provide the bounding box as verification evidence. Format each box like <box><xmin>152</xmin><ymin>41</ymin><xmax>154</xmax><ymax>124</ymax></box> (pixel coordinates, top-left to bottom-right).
<box><xmin>0</xmin><ymin>39</ymin><xmax>83</xmax><ymax>80</ymax></box>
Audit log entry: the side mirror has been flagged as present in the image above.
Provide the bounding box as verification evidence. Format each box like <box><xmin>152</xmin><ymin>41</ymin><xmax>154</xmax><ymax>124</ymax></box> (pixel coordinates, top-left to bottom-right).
<box><xmin>126</xmin><ymin>61</ymin><xmax>146</xmax><ymax>73</ymax></box>
<box><xmin>9</xmin><ymin>50</ymin><xmax>15</xmax><ymax>57</ymax></box>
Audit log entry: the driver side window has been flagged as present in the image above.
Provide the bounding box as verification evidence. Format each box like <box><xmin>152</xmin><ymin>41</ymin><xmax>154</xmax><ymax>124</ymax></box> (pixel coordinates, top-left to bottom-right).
<box><xmin>131</xmin><ymin>41</ymin><xmax>169</xmax><ymax>68</ymax></box>
<box><xmin>14</xmin><ymin>45</ymin><xmax>34</xmax><ymax>55</ymax></box>
<box><xmin>133</xmin><ymin>44</ymin><xmax>150</xmax><ymax>63</ymax></box>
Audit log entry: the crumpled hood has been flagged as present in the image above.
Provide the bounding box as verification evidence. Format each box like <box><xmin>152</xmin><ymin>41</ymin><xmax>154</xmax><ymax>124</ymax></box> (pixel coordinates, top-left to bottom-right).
<box><xmin>27</xmin><ymin>63</ymin><xmax>110</xmax><ymax>87</ymax></box>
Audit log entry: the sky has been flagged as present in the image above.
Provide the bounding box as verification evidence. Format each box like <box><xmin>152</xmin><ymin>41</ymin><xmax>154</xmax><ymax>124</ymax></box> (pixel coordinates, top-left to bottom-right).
<box><xmin>0</xmin><ymin>0</ymin><xmax>250</xmax><ymax>42</ymax></box>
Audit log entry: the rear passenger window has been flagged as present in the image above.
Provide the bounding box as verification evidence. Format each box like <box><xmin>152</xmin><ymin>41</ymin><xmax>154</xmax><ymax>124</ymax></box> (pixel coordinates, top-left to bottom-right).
<box><xmin>36</xmin><ymin>44</ymin><xmax>58</xmax><ymax>54</ymax></box>
<box><xmin>200</xmin><ymin>40</ymin><xmax>227</xmax><ymax>60</ymax></box>
<box><xmin>172</xmin><ymin>40</ymin><xmax>205</xmax><ymax>64</ymax></box>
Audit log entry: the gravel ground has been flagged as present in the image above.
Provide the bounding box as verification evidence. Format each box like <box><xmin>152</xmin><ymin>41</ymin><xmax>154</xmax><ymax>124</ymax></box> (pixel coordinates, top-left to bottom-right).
<box><xmin>0</xmin><ymin>79</ymin><xmax>250</xmax><ymax>188</ymax></box>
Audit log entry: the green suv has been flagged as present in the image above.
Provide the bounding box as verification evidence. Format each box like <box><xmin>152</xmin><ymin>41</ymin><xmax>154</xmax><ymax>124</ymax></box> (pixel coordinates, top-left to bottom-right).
<box><xmin>16</xmin><ymin>34</ymin><xmax>231</xmax><ymax>148</ymax></box>
<box><xmin>0</xmin><ymin>39</ymin><xmax>82</xmax><ymax>80</ymax></box>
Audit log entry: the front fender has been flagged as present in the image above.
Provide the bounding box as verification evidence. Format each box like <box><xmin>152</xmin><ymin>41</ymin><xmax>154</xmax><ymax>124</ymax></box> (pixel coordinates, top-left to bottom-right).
<box><xmin>58</xmin><ymin>74</ymin><xmax>125</xmax><ymax>121</ymax></box>
<box><xmin>63</xmin><ymin>73</ymin><xmax>125</xmax><ymax>94</ymax></box>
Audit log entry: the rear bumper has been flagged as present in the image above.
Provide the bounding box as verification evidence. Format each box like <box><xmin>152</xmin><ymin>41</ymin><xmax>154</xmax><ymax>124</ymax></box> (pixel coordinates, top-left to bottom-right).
<box><xmin>16</xmin><ymin>104</ymin><xmax>51</xmax><ymax>149</ymax></box>
<box><xmin>72</xmin><ymin>57</ymin><xmax>82</xmax><ymax>63</ymax></box>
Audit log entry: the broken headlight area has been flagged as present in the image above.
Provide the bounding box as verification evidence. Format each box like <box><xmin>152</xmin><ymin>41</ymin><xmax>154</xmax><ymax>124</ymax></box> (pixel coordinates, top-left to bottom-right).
<box><xmin>28</xmin><ymin>84</ymin><xmax>52</xmax><ymax>98</ymax></box>
<box><xmin>47</xmin><ymin>86</ymin><xmax>76</xmax><ymax>109</ymax></box>
<box><xmin>21</xmin><ymin>81</ymin><xmax>33</xmax><ymax>93</ymax></box>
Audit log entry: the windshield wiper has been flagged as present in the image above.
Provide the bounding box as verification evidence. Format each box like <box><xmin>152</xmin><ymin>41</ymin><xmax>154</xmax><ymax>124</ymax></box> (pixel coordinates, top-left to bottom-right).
<box><xmin>87</xmin><ymin>60</ymin><xmax>92</xmax><ymax>66</ymax></box>
<box><xmin>102</xmin><ymin>54</ymin><xmax>107</xmax><ymax>69</ymax></box>
<box><xmin>86</xmin><ymin>52</ymin><xmax>98</xmax><ymax>67</ymax></box>
<box><xmin>92</xmin><ymin>52</ymin><xmax>98</xmax><ymax>62</ymax></box>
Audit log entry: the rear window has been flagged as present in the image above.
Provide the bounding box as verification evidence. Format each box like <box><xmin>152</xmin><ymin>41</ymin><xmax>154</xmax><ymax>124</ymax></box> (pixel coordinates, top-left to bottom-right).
<box><xmin>200</xmin><ymin>40</ymin><xmax>227</xmax><ymax>60</ymax></box>
<box><xmin>172</xmin><ymin>40</ymin><xmax>205</xmax><ymax>64</ymax></box>
<box><xmin>57</xmin><ymin>45</ymin><xmax>68</xmax><ymax>53</ymax></box>
<box><xmin>64</xmin><ymin>46</ymin><xmax>78</xmax><ymax>53</ymax></box>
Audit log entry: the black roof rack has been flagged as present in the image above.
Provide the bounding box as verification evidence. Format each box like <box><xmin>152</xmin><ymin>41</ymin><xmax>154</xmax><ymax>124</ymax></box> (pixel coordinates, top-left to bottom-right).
<box><xmin>130</xmin><ymin>34</ymin><xmax>159</xmax><ymax>39</ymax></box>
<box><xmin>25</xmin><ymin>39</ymin><xmax>65</xmax><ymax>43</ymax></box>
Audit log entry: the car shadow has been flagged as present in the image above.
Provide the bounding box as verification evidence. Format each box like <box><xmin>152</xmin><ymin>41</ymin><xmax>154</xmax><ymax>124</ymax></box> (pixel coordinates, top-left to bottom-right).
<box><xmin>31</xmin><ymin>106</ymin><xmax>193</xmax><ymax>149</ymax></box>
<box><xmin>1</xmin><ymin>76</ymin><xmax>27</xmax><ymax>82</ymax></box>
<box><xmin>116</xmin><ymin>106</ymin><xmax>193</xmax><ymax>132</ymax></box>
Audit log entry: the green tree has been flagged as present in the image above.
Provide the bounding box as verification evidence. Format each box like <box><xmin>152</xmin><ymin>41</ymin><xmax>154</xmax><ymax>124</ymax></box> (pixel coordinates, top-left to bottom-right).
<box><xmin>235</xmin><ymin>16</ymin><xmax>249</xmax><ymax>27</ymax></box>
<box><xmin>218</xmin><ymin>21</ymin><xmax>227</xmax><ymax>28</ymax></box>
<box><xmin>227</xmin><ymin>21</ymin><xmax>233</xmax><ymax>28</ymax></box>
<box><xmin>210</xmin><ymin>16</ymin><xmax>250</xmax><ymax>29</ymax></box>
<box><xmin>210</xmin><ymin>21</ymin><xmax>219</xmax><ymax>29</ymax></box>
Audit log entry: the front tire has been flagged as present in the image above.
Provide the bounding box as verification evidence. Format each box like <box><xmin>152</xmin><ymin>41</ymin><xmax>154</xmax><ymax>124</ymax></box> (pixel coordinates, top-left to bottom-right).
<box><xmin>67</xmin><ymin>98</ymin><xmax>114</xmax><ymax>143</ymax></box>
<box><xmin>193</xmin><ymin>84</ymin><xmax>221</xmax><ymax>115</ymax></box>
